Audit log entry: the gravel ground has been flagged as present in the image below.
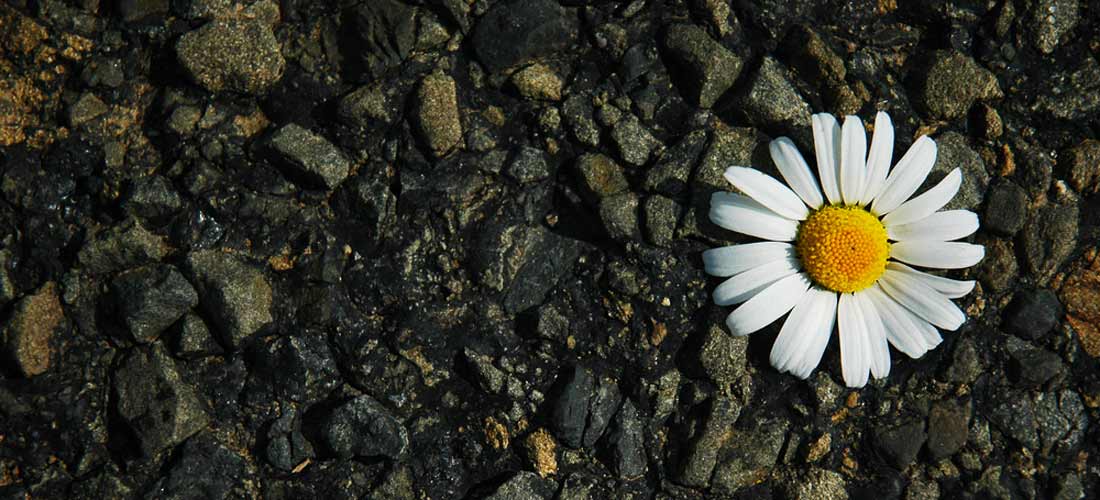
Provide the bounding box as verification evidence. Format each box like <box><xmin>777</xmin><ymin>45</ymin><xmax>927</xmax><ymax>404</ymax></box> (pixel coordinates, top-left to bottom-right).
<box><xmin>1</xmin><ymin>0</ymin><xmax>1099</xmax><ymax>498</ymax></box>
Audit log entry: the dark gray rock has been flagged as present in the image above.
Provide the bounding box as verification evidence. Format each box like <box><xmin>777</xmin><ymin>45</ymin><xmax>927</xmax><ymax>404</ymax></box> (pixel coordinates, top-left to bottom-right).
<box><xmin>582</xmin><ymin>377</ymin><xmax>622</xmax><ymax>448</ymax></box>
<box><xmin>1006</xmin><ymin>337</ymin><xmax>1065</xmax><ymax>388</ymax></box>
<box><xmin>150</xmin><ymin>433</ymin><xmax>248</xmax><ymax>500</ymax></box>
<box><xmin>485</xmin><ymin>471</ymin><xmax>556</xmax><ymax>500</ymax></box>
<box><xmin>124</xmin><ymin>175</ymin><xmax>182</xmax><ymax>221</ymax></box>
<box><xmin>735</xmin><ymin>57</ymin><xmax>811</xmax><ymax>131</ymax></box>
<box><xmin>472</xmin><ymin>222</ymin><xmax>583</xmax><ymax>313</ymax></box>
<box><xmin>336</xmin><ymin>171</ymin><xmax>396</xmax><ymax>252</ymax></box>
<box><xmin>644</xmin><ymin>129</ymin><xmax>708</xmax><ymax>199</ymax></box>
<box><xmin>1003</xmin><ymin>289</ymin><xmax>1062</xmax><ymax>340</ymax></box>
<box><xmin>605</xmin><ymin>399</ymin><xmax>645</xmax><ymax>479</ymax></box>
<box><xmin>463</xmin><ymin>348</ymin><xmax>505</xmax><ymax>394</ymax></box>
<box><xmin>167</xmin><ymin>313</ymin><xmax>222</xmax><ymax>359</ymax></box>
<box><xmin>874</xmin><ymin>421</ymin><xmax>926</xmax><ymax>469</ymax></box>
<box><xmin>506</xmin><ymin>146</ymin><xmax>552</xmax><ymax>183</ymax></box>
<box><xmin>575</xmin><ymin>153</ymin><xmax>629</xmax><ymax>204</ymax></box>
<box><xmin>339</xmin><ymin>84</ymin><xmax>396</xmax><ymax>127</ymax></box>
<box><xmin>184</xmin><ymin>250</ymin><xmax>273</xmax><ymax>349</ymax></box>
<box><xmin>662</xmin><ymin>24</ymin><xmax>743</xmax><ymax>108</ymax></box>
<box><xmin>1022</xmin><ymin>202</ymin><xmax>1078</xmax><ymax>283</ymax></box>
<box><xmin>711</xmin><ymin>417</ymin><xmax>788</xmax><ymax>494</ymax></box>
<box><xmin>563</xmin><ymin>94</ymin><xmax>600</xmax><ymax>147</ymax></box>
<box><xmin>176</xmin><ymin>20</ymin><xmax>285</xmax><ymax>95</ymax></box>
<box><xmin>610</xmin><ymin>116</ymin><xmax>661</xmax><ymax>167</ymax></box>
<box><xmin>599</xmin><ymin>192</ymin><xmax>642</xmax><ymax>242</ymax></box>
<box><xmin>1035</xmin><ymin>58</ymin><xmax>1100</xmax><ymax>120</ymax></box>
<box><xmin>551</xmin><ymin>365</ymin><xmax>596</xmax><ymax>448</ymax></box>
<box><xmin>265</xmin><ymin>407</ymin><xmax>314</xmax><ymax>472</ymax></box>
<box><xmin>929</xmin><ymin>132</ymin><xmax>989</xmax><ymax>210</ymax></box>
<box><xmin>698</xmin><ymin>322</ymin><xmax>748</xmax><ymax>389</ymax></box>
<box><xmin>118</xmin><ymin>0</ymin><xmax>168</xmax><ymax>23</ymax></box>
<box><xmin>1035</xmin><ymin>390</ymin><xmax>1087</xmax><ymax>458</ymax></box>
<box><xmin>944</xmin><ymin>336</ymin><xmax>982</xmax><ymax>384</ymax></box>
<box><xmin>642</xmin><ymin>195</ymin><xmax>682</xmax><ymax>247</ymax></box>
<box><xmin>677</xmin><ymin>396</ymin><xmax>741</xmax><ymax>487</ymax></box>
<box><xmin>1064</xmin><ymin>139</ymin><xmax>1100</xmax><ymax>194</ymax></box>
<box><xmin>919</xmin><ymin>50</ymin><xmax>1002</xmax><ymax>119</ymax></box>
<box><xmin>979</xmin><ymin>238</ymin><xmax>1018</xmax><ymax>294</ymax></box>
<box><xmin>983</xmin><ymin>181</ymin><xmax>1028</xmax><ymax>236</ymax></box>
<box><xmin>250</xmin><ymin>334</ymin><xmax>340</xmax><ymax>404</ymax></box>
<box><xmin>472</xmin><ymin>0</ymin><xmax>576</xmax><ymax>72</ymax></box>
<box><xmin>320</xmin><ymin>395</ymin><xmax>408</xmax><ymax>459</ymax></box>
<box><xmin>784</xmin><ymin>468</ymin><xmax>848</xmax><ymax>500</ymax></box>
<box><xmin>926</xmin><ymin>399</ymin><xmax>970</xmax><ymax>460</ymax></box>
<box><xmin>268</xmin><ymin>124</ymin><xmax>351</xmax><ymax>191</ymax></box>
<box><xmin>77</xmin><ymin>218</ymin><xmax>168</xmax><ymax>275</ymax></box>
<box><xmin>989</xmin><ymin>389</ymin><xmax>1039</xmax><ymax>449</ymax></box>
<box><xmin>0</xmin><ymin>249</ymin><xmax>15</xmax><ymax>305</ymax></box>
<box><xmin>1031</xmin><ymin>0</ymin><xmax>1078</xmax><ymax>54</ymax></box>
<box><xmin>780</xmin><ymin>24</ymin><xmax>845</xmax><ymax>86</ymax></box>
<box><xmin>112</xmin><ymin>265</ymin><xmax>198</xmax><ymax>343</ymax></box>
<box><xmin>114</xmin><ymin>345</ymin><xmax>209</xmax><ymax>456</ymax></box>
<box><xmin>68</xmin><ymin>92</ymin><xmax>107</xmax><ymax>126</ymax></box>
<box><xmin>347</xmin><ymin>0</ymin><xmax>418</xmax><ymax>75</ymax></box>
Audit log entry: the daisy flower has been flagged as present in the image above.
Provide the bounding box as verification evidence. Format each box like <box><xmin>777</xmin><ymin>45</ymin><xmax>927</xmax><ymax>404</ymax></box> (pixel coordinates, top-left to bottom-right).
<box><xmin>703</xmin><ymin>112</ymin><xmax>984</xmax><ymax>388</ymax></box>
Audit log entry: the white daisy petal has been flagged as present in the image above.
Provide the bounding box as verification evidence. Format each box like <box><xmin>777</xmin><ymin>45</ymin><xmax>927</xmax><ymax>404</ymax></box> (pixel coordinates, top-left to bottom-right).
<box><xmin>709</xmin><ymin>192</ymin><xmax>800</xmax><ymax>241</ymax></box>
<box><xmin>703</xmin><ymin>242</ymin><xmax>796</xmax><ymax>277</ymax></box>
<box><xmin>812</xmin><ymin>113</ymin><xmax>842</xmax><ymax>205</ymax></box>
<box><xmin>881</xmin><ymin>168</ymin><xmax>962</xmax><ymax>226</ymax></box>
<box><xmin>854</xmin><ymin>291</ymin><xmax>891</xmax><ymax>379</ymax></box>
<box><xmin>838</xmin><ymin>293</ymin><xmax>870</xmax><ymax>388</ymax></box>
<box><xmin>713</xmin><ymin>257</ymin><xmax>801</xmax><ymax>306</ymax></box>
<box><xmin>771</xmin><ymin>286</ymin><xmax>837</xmax><ymax>379</ymax></box>
<box><xmin>724</xmin><ymin>167</ymin><xmax>810</xmax><ymax>220</ymax></box>
<box><xmin>724</xmin><ymin>273</ymin><xmax>811</xmax><ymax>336</ymax></box>
<box><xmin>770</xmin><ymin>137</ymin><xmax>825</xmax><ymax>209</ymax></box>
<box><xmin>840</xmin><ymin>115</ymin><xmax>868</xmax><ymax>205</ymax></box>
<box><xmin>886</xmin><ymin>262</ymin><xmax>976</xmax><ymax>299</ymax></box>
<box><xmin>860</xmin><ymin>111</ymin><xmax>894</xmax><ymax>205</ymax></box>
<box><xmin>879</xmin><ymin>269</ymin><xmax>966</xmax><ymax>330</ymax></box>
<box><xmin>890</xmin><ymin>241</ymin><xmax>985</xmax><ymax>269</ymax></box>
<box><xmin>863</xmin><ymin>284</ymin><xmax>933</xmax><ymax>358</ymax></box>
<box><xmin>887</xmin><ymin>210</ymin><xmax>979</xmax><ymax>242</ymax></box>
<box><xmin>871</xmin><ymin>136</ymin><xmax>937</xmax><ymax>215</ymax></box>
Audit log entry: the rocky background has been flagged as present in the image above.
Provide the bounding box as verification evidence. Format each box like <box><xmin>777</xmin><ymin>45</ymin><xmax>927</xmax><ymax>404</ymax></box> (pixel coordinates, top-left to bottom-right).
<box><xmin>0</xmin><ymin>0</ymin><xmax>1098</xmax><ymax>498</ymax></box>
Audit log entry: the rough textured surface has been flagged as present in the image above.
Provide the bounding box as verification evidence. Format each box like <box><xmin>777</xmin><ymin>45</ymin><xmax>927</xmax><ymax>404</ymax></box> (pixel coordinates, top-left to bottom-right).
<box><xmin>4</xmin><ymin>1</ymin><xmax>1100</xmax><ymax>498</ymax></box>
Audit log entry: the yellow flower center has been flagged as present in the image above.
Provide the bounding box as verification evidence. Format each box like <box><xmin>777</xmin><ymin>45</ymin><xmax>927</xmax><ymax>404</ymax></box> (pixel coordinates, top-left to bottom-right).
<box><xmin>795</xmin><ymin>205</ymin><xmax>890</xmax><ymax>293</ymax></box>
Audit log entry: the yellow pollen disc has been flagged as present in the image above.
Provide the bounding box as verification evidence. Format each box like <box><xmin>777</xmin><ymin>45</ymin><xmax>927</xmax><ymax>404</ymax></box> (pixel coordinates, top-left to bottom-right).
<box><xmin>795</xmin><ymin>205</ymin><xmax>890</xmax><ymax>293</ymax></box>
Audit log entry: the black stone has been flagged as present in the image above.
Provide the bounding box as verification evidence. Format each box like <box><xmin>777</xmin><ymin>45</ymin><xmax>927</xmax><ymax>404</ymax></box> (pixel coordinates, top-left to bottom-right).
<box><xmin>113</xmin><ymin>345</ymin><xmax>209</xmax><ymax>457</ymax></box>
<box><xmin>874</xmin><ymin>421</ymin><xmax>926</xmax><ymax>469</ymax></box>
<box><xmin>926</xmin><ymin>399</ymin><xmax>970</xmax><ymax>460</ymax></box>
<box><xmin>111</xmin><ymin>265</ymin><xmax>198</xmax><ymax>343</ymax></box>
<box><xmin>582</xmin><ymin>377</ymin><xmax>622</xmax><ymax>448</ymax></box>
<box><xmin>320</xmin><ymin>395</ymin><xmax>408</xmax><ymax>459</ymax></box>
<box><xmin>265</xmin><ymin>408</ymin><xmax>314</xmax><ymax>472</ymax></box>
<box><xmin>1003</xmin><ymin>289</ymin><xmax>1062</xmax><ymax>340</ymax></box>
<box><xmin>485</xmin><ymin>471</ymin><xmax>556</xmax><ymax>500</ymax></box>
<box><xmin>472</xmin><ymin>0</ymin><xmax>577</xmax><ymax>72</ymax></box>
<box><xmin>149</xmin><ymin>433</ymin><xmax>248</xmax><ymax>500</ymax></box>
<box><xmin>124</xmin><ymin>175</ymin><xmax>182</xmax><ymax>222</ymax></box>
<box><xmin>1007</xmin><ymin>339</ymin><xmax>1066</xmax><ymax>388</ymax></box>
<box><xmin>248</xmin><ymin>334</ymin><xmax>340</xmax><ymax>405</ymax></box>
<box><xmin>662</xmin><ymin>24</ymin><xmax>743</xmax><ymax>108</ymax></box>
<box><xmin>551</xmin><ymin>365</ymin><xmax>596</xmax><ymax>448</ymax></box>
<box><xmin>983</xmin><ymin>181</ymin><xmax>1028</xmax><ymax>236</ymax></box>
<box><xmin>605</xmin><ymin>399</ymin><xmax>646</xmax><ymax>479</ymax></box>
<box><xmin>345</xmin><ymin>0</ymin><xmax>418</xmax><ymax>76</ymax></box>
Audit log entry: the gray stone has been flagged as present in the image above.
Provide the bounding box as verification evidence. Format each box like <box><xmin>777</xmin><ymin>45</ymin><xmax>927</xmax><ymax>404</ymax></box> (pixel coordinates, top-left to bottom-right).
<box><xmin>339</xmin><ymin>84</ymin><xmax>396</xmax><ymax>126</ymax></box>
<box><xmin>698</xmin><ymin>323</ymin><xmax>748</xmax><ymax>389</ymax></box>
<box><xmin>268</xmin><ymin>124</ymin><xmax>350</xmax><ymax>191</ymax></box>
<box><xmin>485</xmin><ymin>471</ymin><xmax>556</xmax><ymax>500</ymax></box>
<box><xmin>874</xmin><ymin>421</ymin><xmax>926</xmax><ymax>469</ymax></box>
<box><xmin>780</xmin><ymin>24</ymin><xmax>845</xmax><ymax>86</ymax></box>
<box><xmin>642</xmin><ymin>195</ymin><xmax>682</xmax><ymax>247</ymax></box>
<box><xmin>1003</xmin><ymin>289</ymin><xmax>1062</xmax><ymax>340</ymax></box>
<box><xmin>785</xmin><ymin>468</ymin><xmax>849</xmax><ymax>500</ymax></box>
<box><xmin>321</xmin><ymin>395</ymin><xmax>408</xmax><ymax>459</ymax></box>
<box><xmin>606</xmin><ymin>400</ymin><xmax>645</xmax><ymax>479</ymax></box>
<box><xmin>250</xmin><ymin>334</ymin><xmax>340</xmax><ymax>404</ymax></box>
<box><xmin>464</xmin><ymin>348</ymin><xmax>505</xmax><ymax>394</ymax></box>
<box><xmin>1054</xmin><ymin>473</ymin><xmax>1085</xmax><ymax>500</ymax></box>
<box><xmin>929</xmin><ymin>132</ymin><xmax>989</xmax><ymax>210</ymax></box>
<box><xmin>989</xmin><ymin>389</ymin><xmax>1039</xmax><ymax>449</ymax></box>
<box><xmin>264</xmin><ymin>408</ymin><xmax>314</xmax><ymax>472</ymax></box>
<box><xmin>471</xmin><ymin>222</ymin><xmax>582</xmax><ymax>313</ymax></box>
<box><xmin>152</xmin><ymin>433</ymin><xmax>249</xmax><ymax>500</ymax></box>
<box><xmin>610</xmin><ymin>116</ymin><xmax>661</xmax><ymax>167</ymax></box>
<box><xmin>676</xmin><ymin>396</ymin><xmax>741</xmax><ymax>487</ymax></box>
<box><xmin>336</xmin><ymin>172</ymin><xmax>396</xmax><ymax>251</ymax></box>
<box><xmin>1006</xmin><ymin>335</ymin><xmax>1065</xmax><ymax>388</ymax></box>
<box><xmin>983</xmin><ymin>181</ymin><xmax>1028</xmax><ymax>236</ymax></box>
<box><xmin>1035</xmin><ymin>390</ymin><xmax>1087</xmax><ymax>458</ymax></box>
<box><xmin>167</xmin><ymin>313</ymin><xmax>222</xmax><ymax>359</ymax></box>
<box><xmin>662</xmin><ymin>24</ymin><xmax>743</xmax><ymax>108</ymax></box>
<box><xmin>176</xmin><ymin>20</ymin><xmax>285</xmax><ymax>95</ymax></box>
<box><xmin>0</xmin><ymin>249</ymin><xmax>15</xmax><ymax>306</ymax></box>
<box><xmin>562</xmin><ymin>94</ymin><xmax>600</xmax><ymax>147</ymax></box>
<box><xmin>735</xmin><ymin>57</ymin><xmax>811</xmax><ymax>131</ymax></box>
<box><xmin>413</xmin><ymin>72</ymin><xmax>463</xmax><ymax>157</ymax></box>
<box><xmin>550</xmin><ymin>365</ymin><xmax>595</xmax><ymax>448</ymax></box>
<box><xmin>77</xmin><ymin>218</ymin><xmax>169</xmax><ymax>275</ymax></box>
<box><xmin>711</xmin><ymin>418</ymin><xmax>788</xmax><ymax>494</ymax></box>
<box><xmin>599</xmin><ymin>192</ymin><xmax>642</xmax><ymax>242</ymax></box>
<box><xmin>575</xmin><ymin>153</ymin><xmax>628</xmax><ymax>204</ymax></box>
<box><xmin>114</xmin><ymin>345</ymin><xmax>209</xmax><ymax>456</ymax></box>
<box><xmin>348</xmin><ymin>0</ymin><xmax>418</xmax><ymax>75</ymax></box>
<box><xmin>184</xmin><ymin>250</ymin><xmax>273</xmax><ymax>349</ymax></box>
<box><xmin>68</xmin><ymin>92</ymin><xmax>107</xmax><ymax>126</ymax></box>
<box><xmin>510</xmin><ymin>63</ymin><xmax>563</xmax><ymax>101</ymax></box>
<box><xmin>112</xmin><ymin>265</ymin><xmax>198</xmax><ymax>343</ymax></box>
<box><xmin>1021</xmin><ymin>202</ymin><xmax>1078</xmax><ymax>283</ymax></box>
<box><xmin>582</xmin><ymin>377</ymin><xmax>622</xmax><ymax>448</ymax></box>
<box><xmin>920</xmin><ymin>50</ymin><xmax>1002</xmax><ymax>119</ymax></box>
<box><xmin>472</xmin><ymin>0</ymin><xmax>576</xmax><ymax>72</ymax></box>
<box><xmin>944</xmin><ymin>336</ymin><xmax>982</xmax><ymax>385</ymax></box>
<box><xmin>505</xmin><ymin>146</ymin><xmax>552</xmax><ymax>183</ymax></box>
<box><xmin>1031</xmin><ymin>0</ymin><xmax>1078</xmax><ymax>54</ymax></box>
<box><xmin>124</xmin><ymin>175</ymin><xmax>183</xmax><ymax>221</ymax></box>
<box><xmin>927</xmin><ymin>399</ymin><xmax>970</xmax><ymax>460</ymax></box>
<box><xmin>644</xmin><ymin>129</ymin><xmax>708</xmax><ymax>199</ymax></box>
<box><xmin>979</xmin><ymin>238</ymin><xmax>1018</xmax><ymax>294</ymax></box>
<box><xmin>1036</xmin><ymin>58</ymin><xmax>1100</xmax><ymax>120</ymax></box>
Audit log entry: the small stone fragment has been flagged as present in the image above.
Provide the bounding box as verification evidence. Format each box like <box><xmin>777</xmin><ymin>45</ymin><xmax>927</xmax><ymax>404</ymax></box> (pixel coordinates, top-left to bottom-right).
<box><xmin>610</xmin><ymin>116</ymin><xmax>660</xmax><ymax>167</ymax></box>
<box><xmin>167</xmin><ymin>313</ymin><xmax>222</xmax><ymax>359</ymax></box>
<box><xmin>112</xmin><ymin>265</ymin><xmax>198</xmax><ymax>343</ymax></box>
<box><xmin>114</xmin><ymin>345</ymin><xmax>210</xmax><ymax>456</ymax></box>
<box><xmin>68</xmin><ymin>92</ymin><xmax>107</xmax><ymax>126</ymax></box>
<box><xmin>785</xmin><ymin>468</ymin><xmax>849</xmax><ymax>500</ymax></box>
<box><xmin>151</xmin><ymin>433</ymin><xmax>248</xmax><ymax>498</ymax></box>
<box><xmin>505</xmin><ymin>146</ymin><xmax>552</xmax><ymax>183</ymax></box>
<box><xmin>605</xmin><ymin>400</ymin><xmax>645</xmax><ymax>479</ymax></box>
<box><xmin>599</xmin><ymin>192</ymin><xmax>642</xmax><ymax>242</ymax></box>
<box><xmin>464</xmin><ymin>348</ymin><xmax>505</xmax><ymax>394</ymax></box>
<box><xmin>1006</xmin><ymin>336</ymin><xmax>1065</xmax><ymax>388</ymax></box>
<box><xmin>321</xmin><ymin>395</ymin><xmax>408</xmax><ymax>459</ymax></box>
<box><xmin>2</xmin><ymin>282</ymin><xmax>62</xmax><ymax>377</ymax></box>
<box><xmin>124</xmin><ymin>175</ymin><xmax>183</xmax><ymax>221</ymax></box>
<box><xmin>677</xmin><ymin>396</ymin><xmax>741</xmax><ymax>487</ymax></box>
<box><xmin>485</xmin><ymin>471</ymin><xmax>556</xmax><ymax>500</ymax></box>
<box><xmin>1060</xmin><ymin>255</ymin><xmax>1100</xmax><ymax>357</ymax></box>
<box><xmin>1003</xmin><ymin>289</ymin><xmax>1062</xmax><ymax>340</ymax></box>
<box><xmin>930</xmin><ymin>132</ymin><xmax>989</xmax><ymax>210</ymax></box>
<box><xmin>524</xmin><ymin>428</ymin><xmax>558</xmax><ymax>478</ymax></box>
<box><xmin>77</xmin><ymin>218</ymin><xmax>169</xmax><ymax>275</ymax></box>
<box><xmin>643</xmin><ymin>195</ymin><xmax>682</xmax><ymax>247</ymax></box>
<box><xmin>662</xmin><ymin>24</ymin><xmax>743</xmax><ymax>108</ymax></box>
<box><xmin>1064</xmin><ymin>139</ymin><xmax>1100</xmax><ymax>194</ymax></box>
<box><xmin>563</xmin><ymin>94</ymin><xmax>600</xmax><ymax>147</ymax></box>
<box><xmin>1021</xmin><ymin>202</ymin><xmax>1078</xmax><ymax>283</ymax></box>
<box><xmin>510</xmin><ymin>64</ymin><xmax>563</xmax><ymax>101</ymax></box>
<box><xmin>983</xmin><ymin>181</ymin><xmax>1028</xmax><ymax>236</ymax></box>
<box><xmin>1031</xmin><ymin>0</ymin><xmax>1078</xmax><ymax>54</ymax></box>
<box><xmin>413</xmin><ymin>72</ymin><xmax>463</xmax><ymax>158</ymax></box>
<box><xmin>472</xmin><ymin>0</ymin><xmax>576</xmax><ymax>72</ymax></box>
<box><xmin>979</xmin><ymin>238</ymin><xmax>1018</xmax><ymax>293</ymax></box>
<box><xmin>780</xmin><ymin>24</ymin><xmax>845</xmax><ymax>86</ymax></box>
<box><xmin>574</xmin><ymin>153</ymin><xmax>628</xmax><ymax>205</ymax></box>
<box><xmin>874</xmin><ymin>421</ymin><xmax>926</xmax><ymax>469</ymax></box>
<box><xmin>184</xmin><ymin>250</ymin><xmax>274</xmax><ymax>349</ymax></box>
<box><xmin>268</xmin><ymin>123</ymin><xmax>351</xmax><ymax>191</ymax></box>
<box><xmin>550</xmin><ymin>365</ymin><xmax>595</xmax><ymax>448</ymax></box>
<box><xmin>735</xmin><ymin>57</ymin><xmax>812</xmax><ymax>131</ymax></box>
<box><xmin>920</xmin><ymin>50</ymin><xmax>1002</xmax><ymax>120</ymax></box>
<box><xmin>927</xmin><ymin>399</ymin><xmax>970</xmax><ymax>460</ymax></box>
<box><xmin>697</xmin><ymin>323</ymin><xmax>747</xmax><ymax>388</ymax></box>
<box><xmin>177</xmin><ymin>20</ymin><xmax>285</xmax><ymax>95</ymax></box>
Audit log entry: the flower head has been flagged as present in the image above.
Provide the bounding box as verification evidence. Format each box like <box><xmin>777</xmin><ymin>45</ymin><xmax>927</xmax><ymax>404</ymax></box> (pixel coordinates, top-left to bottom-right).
<box><xmin>704</xmin><ymin>112</ymin><xmax>984</xmax><ymax>388</ymax></box>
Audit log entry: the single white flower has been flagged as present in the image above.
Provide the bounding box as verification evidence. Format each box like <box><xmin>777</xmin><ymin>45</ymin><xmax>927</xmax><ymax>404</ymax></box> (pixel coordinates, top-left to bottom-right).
<box><xmin>704</xmin><ymin>112</ymin><xmax>984</xmax><ymax>388</ymax></box>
